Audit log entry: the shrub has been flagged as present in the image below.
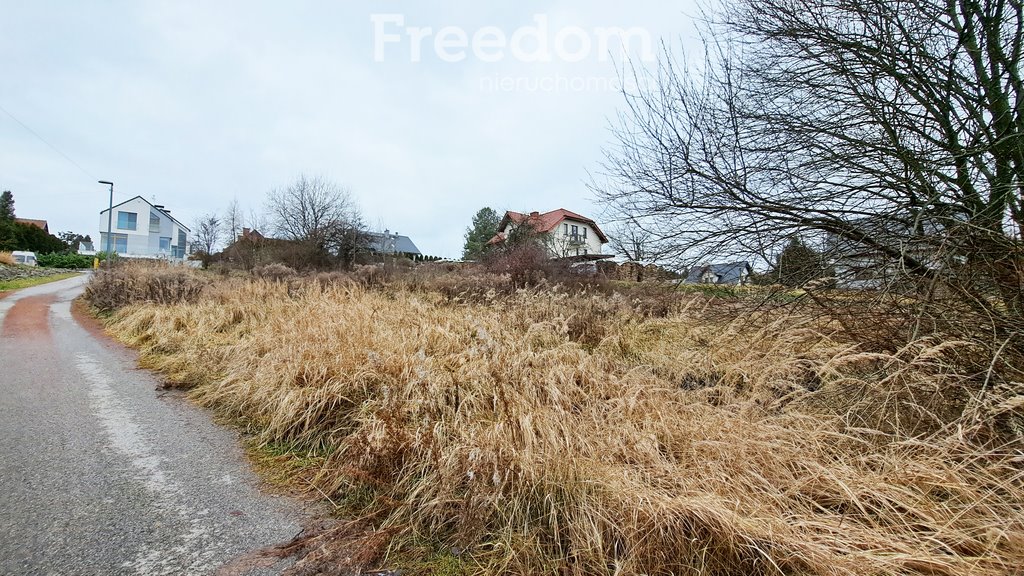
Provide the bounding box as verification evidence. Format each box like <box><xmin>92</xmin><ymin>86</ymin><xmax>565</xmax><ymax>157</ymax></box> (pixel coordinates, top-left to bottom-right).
<box><xmin>83</xmin><ymin>262</ymin><xmax>207</xmax><ymax>312</ymax></box>
<box><xmin>484</xmin><ymin>242</ymin><xmax>549</xmax><ymax>286</ymax></box>
<box><xmin>36</xmin><ymin>252</ymin><xmax>96</xmax><ymax>269</ymax></box>
<box><xmin>252</xmin><ymin>263</ymin><xmax>297</xmax><ymax>282</ymax></box>
<box><xmin>0</xmin><ymin>251</ymin><xmax>13</xmax><ymax>266</ymax></box>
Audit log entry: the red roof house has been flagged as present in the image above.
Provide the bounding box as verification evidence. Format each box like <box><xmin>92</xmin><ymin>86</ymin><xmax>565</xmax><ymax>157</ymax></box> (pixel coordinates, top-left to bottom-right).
<box><xmin>488</xmin><ymin>209</ymin><xmax>608</xmax><ymax>258</ymax></box>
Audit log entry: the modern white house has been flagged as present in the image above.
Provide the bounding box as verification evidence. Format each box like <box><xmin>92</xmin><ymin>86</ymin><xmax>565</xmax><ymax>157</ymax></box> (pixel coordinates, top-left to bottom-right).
<box><xmin>488</xmin><ymin>209</ymin><xmax>608</xmax><ymax>258</ymax></box>
<box><xmin>90</xmin><ymin>196</ymin><xmax>192</xmax><ymax>259</ymax></box>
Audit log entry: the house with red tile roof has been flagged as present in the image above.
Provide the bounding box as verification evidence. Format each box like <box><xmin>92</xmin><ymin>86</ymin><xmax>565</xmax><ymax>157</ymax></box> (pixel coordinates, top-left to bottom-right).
<box><xmin>487</xmin><ymin>209</ymin><xmax>609</xmax><ymax>258</ymax></box>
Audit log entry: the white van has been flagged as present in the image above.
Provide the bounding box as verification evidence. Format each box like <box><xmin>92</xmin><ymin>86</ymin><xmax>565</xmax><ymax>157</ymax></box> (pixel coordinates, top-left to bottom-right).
<box><xmin>12</xmin><ymin>251</ymin><xmax>37</xmax><ymax>266</ymax></box>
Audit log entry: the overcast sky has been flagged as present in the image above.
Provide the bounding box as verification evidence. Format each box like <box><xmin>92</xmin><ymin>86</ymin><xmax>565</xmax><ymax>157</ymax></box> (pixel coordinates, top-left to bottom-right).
<box><xmin>1</xmin><ymin>1</ymin><xmax>700</xmax><ymax>258</ymax></box>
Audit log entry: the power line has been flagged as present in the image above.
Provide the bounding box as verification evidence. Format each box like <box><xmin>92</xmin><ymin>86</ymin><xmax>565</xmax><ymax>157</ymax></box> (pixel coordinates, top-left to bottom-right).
<box><xmin>0</xmin><ymin>101</ymin><xmax>96</xmax><ymax>180</ymax></box>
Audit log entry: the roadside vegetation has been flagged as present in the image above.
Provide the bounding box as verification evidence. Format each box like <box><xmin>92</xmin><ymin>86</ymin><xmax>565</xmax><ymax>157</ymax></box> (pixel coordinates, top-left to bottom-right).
<box><xmin>0</xmin><ymin>253</ymin><xmax>82</xmax><ymax>292</ymax></box>
<box><xmin>84</xmin><ymin>261</ymin><xmax>1024</xmax><ymax>575</ymax></box>
<box><xmin>0</xmin><ymin>272</ymin><xmax>81</xmax><ymax>293</ymax></box>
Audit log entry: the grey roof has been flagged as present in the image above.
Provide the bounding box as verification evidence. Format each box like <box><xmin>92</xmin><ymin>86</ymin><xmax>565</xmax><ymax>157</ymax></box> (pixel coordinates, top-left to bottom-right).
<box><xmin>685</xmin><ymin>261</ymin><xmax>751</xmax><ymax>284</ymax></box>
<box><xmin>366</xmin><ymin>231</ymin><xmax>421</xmax><ymax>255</ymax></box>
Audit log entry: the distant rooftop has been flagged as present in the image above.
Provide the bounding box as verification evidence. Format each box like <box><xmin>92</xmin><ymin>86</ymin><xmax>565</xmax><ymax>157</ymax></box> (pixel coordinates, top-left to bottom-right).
<box><xmin>366</xmin><ymin>231</ymin><xmax>421</xmax><ymax>255</ymax></box>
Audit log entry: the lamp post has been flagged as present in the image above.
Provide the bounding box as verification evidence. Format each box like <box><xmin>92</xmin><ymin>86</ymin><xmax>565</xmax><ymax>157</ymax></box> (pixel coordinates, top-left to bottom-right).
<box><xmin>98</xmin><ymin>180</ymin><xmax>114</xmax><ymax>261</ymax></box>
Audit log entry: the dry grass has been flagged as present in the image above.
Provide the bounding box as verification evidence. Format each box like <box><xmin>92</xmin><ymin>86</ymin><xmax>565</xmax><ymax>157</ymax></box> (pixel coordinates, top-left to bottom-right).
<box><xmin>98</xmin><ymin>272</ymin><xmax>1024</xmax><ymax>575</ymax></box>
<box><xmin>83</xmin><ymin>261</ymin><xmax>208</xmax><ymax>312</ymax></box>
<box><xmin>0</xmin><ymin>251</ymin><xmax>15</xmax><ymax>265</ymax></box>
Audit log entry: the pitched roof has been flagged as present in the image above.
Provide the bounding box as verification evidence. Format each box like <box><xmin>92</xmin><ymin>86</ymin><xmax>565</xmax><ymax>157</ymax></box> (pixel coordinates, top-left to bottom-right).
<box><xmin>494</xmin><ymin>209</ymin><xmax>608</xmax><ymax>243</ymax></box>
<box><xmin>685</xmin><ymin>261</ymin><xmax>752</xmax><ymax>284</ymax></box>
<box><xmin>15</xmin><ymin>218</ymin><xmax>49</xmax><ymax>232</ymax></box>
<box><xmin>366</xmin><ymin>231</ymin><xmax>422</xmax><ymax>255</ymax></box>
<box><xmin>100</xmin><ymin>195</ymin><xmax>190</xmax><ymax>232</ymax></box>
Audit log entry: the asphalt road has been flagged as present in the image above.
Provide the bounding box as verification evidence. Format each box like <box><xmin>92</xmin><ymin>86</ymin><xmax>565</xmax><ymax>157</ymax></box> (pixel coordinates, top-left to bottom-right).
<box><xmin>0</xmin><ymin>275</ymin><xmax>304</xmax><ymax>575</ymax></box>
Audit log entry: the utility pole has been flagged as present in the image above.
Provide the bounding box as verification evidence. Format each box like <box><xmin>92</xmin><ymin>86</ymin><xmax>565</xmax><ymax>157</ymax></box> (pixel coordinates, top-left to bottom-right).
<box><xmin>98</xmin><ymin>180</ymin><xmax>114</xmax><ymax>262</ymax></box>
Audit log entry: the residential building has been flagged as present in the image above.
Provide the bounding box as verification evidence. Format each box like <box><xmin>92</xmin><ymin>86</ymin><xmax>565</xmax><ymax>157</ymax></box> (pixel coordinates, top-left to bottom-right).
<box><xmin>823</xmin><ymin>216</ymin><xmax>949</xmax><ymax>289</ymax></box>
<box><xmin>365</xmin><ymin>230</ymin><xmax>422</xmax><ymax>258</ymax></box>
<box><xmin>684</xmin><ymin>261</ymin><xmax>753</xmax><ymax>285</ymax></box>
<box><xmin>15</xmin><ymin>218</ymin><xmax>49</xmax><ymax>233</ymax></box>
<box><xmin>93</xmin><ymin>196</ymin><xmax>191</xmax><ymax>259</ymax></box>
<box><xmin>488</xmin><ymin>209</ymin><xmax>608</xmax><ymax>258</ymax></box>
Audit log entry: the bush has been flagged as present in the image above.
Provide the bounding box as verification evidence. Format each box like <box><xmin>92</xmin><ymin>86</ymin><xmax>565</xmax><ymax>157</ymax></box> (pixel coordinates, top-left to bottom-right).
<box><xmin>252</xmin><ymin>263</ymin><xmax>297</xmax><ymax>282</ymax></box>
<box><xmin>83</xmin><ymin>262</ymin><xmax>207</xmax><ymax>312</ymax></box>
<box><xmin>36</xmin><ymin>252</ymin><xmax>96</xmax><ymax>269</ymax></box>
<box><xmin>0</xmin><ymin>251</ymin><xmax>13</xmax><ymax>266</ymax></box>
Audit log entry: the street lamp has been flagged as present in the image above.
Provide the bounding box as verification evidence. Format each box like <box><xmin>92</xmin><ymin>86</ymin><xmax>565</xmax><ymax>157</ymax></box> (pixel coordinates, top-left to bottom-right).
<box><xmin>98</xmin><ymin>180</ymin><xmax>113</xmax><ymax>260</ymax></box>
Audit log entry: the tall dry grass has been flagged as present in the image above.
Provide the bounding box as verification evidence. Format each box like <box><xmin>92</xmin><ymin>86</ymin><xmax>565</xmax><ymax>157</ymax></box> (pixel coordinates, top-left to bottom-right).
<box><xmin>84</xmin><ymin>261</ymin><xmax>208</xmax><ymax>312</ymax></box>
<box><xmin>98</xmin><ymin>273</ymin><xmax>1024</xmax><ymax>575</ymax></box>
<box><xmin>0</xmin><ymin>251</ymin><xmax>15</xmax><ymax>266</ymax></box>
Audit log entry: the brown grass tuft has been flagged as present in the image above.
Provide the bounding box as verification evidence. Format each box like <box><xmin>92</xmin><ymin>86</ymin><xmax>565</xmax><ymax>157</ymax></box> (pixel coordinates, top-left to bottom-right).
<box><xmin>98</xmin><ymin>271</ymin><xmax>1024</xmax><ymax>575</ymax></box>
<box><xmin>0</xmin><ymin>251</ymin><xmax>14</xmax><ymax>266</ymax></box>
<box><xmin>83</xmin><ymin>261</ymin><xmax>208</xmax><ymax>313</ymax></box>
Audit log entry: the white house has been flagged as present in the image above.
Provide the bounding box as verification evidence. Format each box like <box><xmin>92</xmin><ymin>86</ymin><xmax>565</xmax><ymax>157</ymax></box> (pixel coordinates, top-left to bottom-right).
<box><xmin>94</xmin><ymin>196</ymin><xmax>191</xmax><ymax>259</ymax></box>
<box><xmin>488</xmin><ymin>209</ymin><xmax>608</xmax><ymax>258</ymax></box>
<box><xmin>684</xmin><ymin>262</ymin><xmax>753</xmax><ymax>285</ymax></box>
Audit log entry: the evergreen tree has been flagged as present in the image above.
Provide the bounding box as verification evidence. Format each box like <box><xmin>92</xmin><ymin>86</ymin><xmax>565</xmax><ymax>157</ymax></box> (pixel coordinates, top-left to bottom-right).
<box><xmin>0</xmin><ymin>190</ymin><xmax>14</xmax><ymax>221</ymax></box>
<box><xmin>775</xmin><ymin>237</ymin><xmax>826</xmax><ymax>287</ymax></box>
<box><xmin>462</xmin><ymin>207</ymin><xmax>500</xmax><ymax>261</ymax></box>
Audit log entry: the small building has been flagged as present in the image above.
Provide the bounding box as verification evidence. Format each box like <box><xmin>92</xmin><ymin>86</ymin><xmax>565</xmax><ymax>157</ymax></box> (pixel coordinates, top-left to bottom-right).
<box><xmin>488</xmin><ymin>209</ymin><xmax>609</xmax><ymax>258</ymax></box>
<box><xmin>685</xmin><ymin>261</ymin><xmax>753</xmax><ymax>285</ymax></box>
<box><xmin>15</xmin><ymin>218</ymin><xmax>49</xmax><ymax>233</ymax></box>
<box><xmin>94</xmin><ymin>196</ymin><xmax>191</xmax><ymax>259</ymax></box>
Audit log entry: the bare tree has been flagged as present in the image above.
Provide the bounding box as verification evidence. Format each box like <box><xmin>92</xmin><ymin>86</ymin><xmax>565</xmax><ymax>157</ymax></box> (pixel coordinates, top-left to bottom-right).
<box><xmin>596</xmin><ymin>0</ymin><xmax>1024</xmax><ymax>325</ymax></box>
<box><xmin>247</xmin><ymin>208</ymin><xmax>270</xmax><ymax>236</ymax></box>
<box><xmin>608</xmin><ymin>220</ymin><xmax>661</xmax><ymax>263</ymax></box>
<box><xmin>191</xmin><ymin>213</ymin><xmax>221</xmax><ymax>268</ymax></box>
<box><xmin>224</xmin><ymin>198</ymin><xmax>243</xmax><ymax>244</ymax></box>
<box><xmin>266</xmin><ymin>174</ymin><xmax>367</xmax><ymax>269</ymax></box>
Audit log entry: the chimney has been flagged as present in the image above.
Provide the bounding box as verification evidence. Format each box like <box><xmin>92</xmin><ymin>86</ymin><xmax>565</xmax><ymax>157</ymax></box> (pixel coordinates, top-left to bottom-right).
<box><xmin>154</xmin><ymin>204</ymin><xmax>164</xmax><ymax>210</ymax></box>
<box><xmin>530</xmin><ymin>211</ymin><xmax>540</xmax><ymax>217</ymax></box>
<box><xmin>242</xmin><ymin>227</ymin><xmax>250</xmax><ymax>238</ymax></box>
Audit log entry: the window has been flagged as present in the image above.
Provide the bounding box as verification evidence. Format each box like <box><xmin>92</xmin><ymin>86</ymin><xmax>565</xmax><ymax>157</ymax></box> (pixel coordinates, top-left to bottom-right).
<box><xmin>150</xmin><ymin>212</ymin><xmax>161</xmax><ymax>233</ymax></box>
<box><xmin>159</xmin><ymin>237</ymin><xmax>171</xmax><ymax>251</ymax></box>
<box><xmin>100</xmin><ymin>232</ymin><xmax>129</xmax><ymax>254</ymax></box>
<box><xmin>117</xmin><ymin>211</ymin><xmax>137</xmax><ymax>231</ymax></box>
<box><xmin>564</xmin><ymin>223</ymin><xmax>569</xmax><ymax>235</ymax></box>
<box><xmin>113</xmin><ymin>234</ymin><xmax>128</xmax><ymax>254</ymax></box>
<box><xmin>171</xmin><ymin>229</ymin><xmax>187</xmax><ymax>258</ymax></box>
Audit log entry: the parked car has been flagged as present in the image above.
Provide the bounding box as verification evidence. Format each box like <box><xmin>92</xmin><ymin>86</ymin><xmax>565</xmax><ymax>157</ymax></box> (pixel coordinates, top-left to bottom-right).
<box><xmin>12</xmin><ymin>251</ymin><xmax>38</xmax><ymax>266</ymax></box>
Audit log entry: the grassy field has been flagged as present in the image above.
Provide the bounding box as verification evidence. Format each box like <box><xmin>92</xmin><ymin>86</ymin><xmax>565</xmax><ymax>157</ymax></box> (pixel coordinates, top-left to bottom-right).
<box><xmin>88</xmin><ymin>264</ymin><xmax>1024</xmax><ymax>575</ymax></box>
